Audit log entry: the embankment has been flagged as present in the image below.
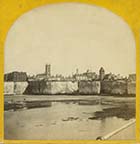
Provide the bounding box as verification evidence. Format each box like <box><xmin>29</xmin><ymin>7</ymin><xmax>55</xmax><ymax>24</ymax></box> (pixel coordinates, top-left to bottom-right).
<box><xmin>5</xmin><ymin>79</ymin><xmax>136</xmax><ymax>96</ymax></box>
<box><xmin>101</xmin><ymin>80</ymin><xmax>127</xmax><ymax>95</ymax></box>
<box><xmin>4</xmin><ymin>82</ymin><xmax>28</xmax><ymax>95</ymax></box>
<box><xmin>4</xmin><ymin>82</ymin><xmax>14</xmax><ymax>95</ymax></box>
<box><xmin>78</xmin><ymin>81</ymin><xmax>100</xmax><ymax>94</ymax></box>
<box><xmin>25</xmin><ymin>80</ymin><xmax>79</xmax><ymax>95</ymax></box>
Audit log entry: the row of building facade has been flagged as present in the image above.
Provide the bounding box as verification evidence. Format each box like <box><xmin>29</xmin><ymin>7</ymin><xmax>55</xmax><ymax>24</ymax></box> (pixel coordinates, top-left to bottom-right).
<box><xmin>4</xmin><ymin>64</ymin><xmax>136</xmax><ymax>95</ymax></box>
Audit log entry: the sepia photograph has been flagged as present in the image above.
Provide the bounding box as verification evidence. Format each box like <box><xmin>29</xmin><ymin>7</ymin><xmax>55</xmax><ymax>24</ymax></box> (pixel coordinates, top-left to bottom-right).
<box><xmin>4</xmin><ymin>3</ymin><xmax>136</xmax><ymax>140</ymax></box>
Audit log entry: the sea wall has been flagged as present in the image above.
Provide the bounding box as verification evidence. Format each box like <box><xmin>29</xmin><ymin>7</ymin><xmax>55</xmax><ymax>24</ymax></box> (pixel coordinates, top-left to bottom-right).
<box><xmin>6</xmin><ymin>79</ymin><xmax>135</xmax><ymax>96</ymax></box>
<box><xmin>26</xmin><ymin>80</ymin><xmax>78</xmax><ymax>95</ymax></box>
<box><xmin>50</xmin><ymin>81</ymin><xmax>78</xmax><ymax>94</ymax></box>
<box><xmin>25</xmin><ymin>81</ymin><xmax>41</xmax><ymax>94</ymax></box>
<box><xmin>4</xmin><ymin>82</ymin><xmax>28</xmax><ymax>95</ymax></box>
<box><xmin>14</xmin><ymin>82</ymin><xmax>28</xmax><ymax>95</ymax></box>
<box><xmin>4</xmin><ymin>82</ymin><xmax>14</xmax><ymax>95</ymax></box>
<box><xmin>127</xmin><ymin>82</ymin><xmax>136</xmax><ymax>95</ymax></box>
<box><xmin>39</xmin><ymin>81</ymin><xmax>52</xmax><ymax>94</ymax></box>
<box><xmin>101</xmin><ymin>80</ymin><xmax>127</xmax><ymax>95</ymax></box>
<box><xmin>78</xmin><ymin>81</ymin><xmax>100</xmax><ymax>94</ymax></box>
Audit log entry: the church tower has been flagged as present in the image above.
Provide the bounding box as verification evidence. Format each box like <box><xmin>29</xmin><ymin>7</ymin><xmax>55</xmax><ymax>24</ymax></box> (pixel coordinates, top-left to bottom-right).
<box><xmin>45</xmin><ymin>64</ymin><xmax>51</xmax><ymax>77</ymax></box>
<box><xmin>99</xmin><ymin>67</ymin><xmax>105</xmax><ymax>81</ymax></box>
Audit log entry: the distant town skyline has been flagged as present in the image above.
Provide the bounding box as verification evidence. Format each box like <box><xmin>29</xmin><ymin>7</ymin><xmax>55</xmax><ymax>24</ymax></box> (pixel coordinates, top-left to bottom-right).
<box><xmin>4</xmin><ymin>65</ymin><xmax>132</xmax><ymax>77</ymax></box>
<box><xmin>4</xmin><ymin>3</ymin><xmax>136</xmax><ymax>76</ymax></box>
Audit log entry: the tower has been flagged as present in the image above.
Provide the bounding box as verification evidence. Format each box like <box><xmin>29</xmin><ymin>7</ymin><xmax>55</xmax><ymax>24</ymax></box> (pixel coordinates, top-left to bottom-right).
<box><xmin>99</xmin><ymin>67</ymin><xmax>105</xmax><ymax>81</ymax></box>
<box><xmin>45</xmin><ymin>64</ymin><xmax>51</xmax><ymax>77</ymax></box>
<box><xmin>76</xmin><ymin>68</ymin><xmax>79</xmax><ymax>75</ymax></box>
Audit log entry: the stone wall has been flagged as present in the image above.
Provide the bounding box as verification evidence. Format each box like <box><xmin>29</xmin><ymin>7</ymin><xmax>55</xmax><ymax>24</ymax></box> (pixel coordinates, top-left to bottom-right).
<box><xmin>39</xmin><ymin>81</ymin><xmax>52</xmax><ymax>94</ymax></box>
<box><xmin>101</xmin><ymin>80</ymin><xmax>127</xmax><ymax>95</ymax></box>
<box><xmin>4</xmin><ymin>82</ymin><xmax>14</xmax><ymax>95</ymax></box>
<box><xmin>4</xmin><ymin>82</ymin><xmax>28</xmax><ymax>95</ymax></box>
<box><xmin>50</xmin><ymin>81</ymin><xmax>78</xmax><ymax>94</ymax></box>
<box><xmin>25</xmin><ymin>81</ymin><xmax>41</xmax><ymax>94</ymax></box>
<box><xmin>26</xmin><ymin>80</ymin><xmax>78</xmax><ymax>95</ymax></box>
<box><xmin>127</xmin><ymin>82</ymin><xmax>136</xmax><ymax>95</ymax></box>
<box><xmin>21</xmin><ymin>79</ymin><xmax>135</xmax><ymax>96</ymax></box>
<box><xmin>14</xmin><ymin>82</ymin><xmax>28</xmax><ymax>95</ymax></box>
<box><xmin>78</xmin><ymin>81</ymin><xmax>100</xmax><ymax>94</ymax></box>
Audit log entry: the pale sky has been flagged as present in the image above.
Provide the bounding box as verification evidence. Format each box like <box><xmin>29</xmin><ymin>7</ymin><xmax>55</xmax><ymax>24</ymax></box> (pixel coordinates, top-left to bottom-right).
<box><xmin>4</xmin><ymin>3</ymin><xmax>136</xmax><ymax>76</ymax></box>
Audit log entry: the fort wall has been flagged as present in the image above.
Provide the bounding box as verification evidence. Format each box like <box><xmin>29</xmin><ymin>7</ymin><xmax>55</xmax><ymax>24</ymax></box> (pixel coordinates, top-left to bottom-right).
<box><xmin>50</xmin><ymin>81</ymin><xmax>78</xmax><ymax>94</ymax></box>
<box><xmin>14</xmin><ymin>82</ymin><xmax>28</xmax><ymax>95</ymax></box>
<box><xmin>26</xmin><ymin>80</ymin><xmax>78</xmax><ymax>95</ymax></box>
<box><xmin>78</xmin><ymin>81</ymin><xmax>100</xmax><ymax>94</ymax></box>
<box><xmin>25</xmin><ymin>81</ymin><xmax>40</xmax><ymax>94</ymax></box>
<box><xmin>4</xmin><ymin>82</ymin><xmax>14</xmax><ymax>95</ymax></box>
<box><xmin>4</xmin><ymin>82</ymin><xmax>28</xmax><ymax>95</ymax></box>
<box><xmin>101</xmin><ymin>80</ymin><xmax>127</xmax><ymax>95</ymax></box>
<box><xmin>127</xmin><ymin>82</ymin><xmax>136</xmax><ymax>95</ymax></box>
<box><xmin>4</xmin><ymin>79</ymin><xmax>136</xmax><ymax>96</ymax></box>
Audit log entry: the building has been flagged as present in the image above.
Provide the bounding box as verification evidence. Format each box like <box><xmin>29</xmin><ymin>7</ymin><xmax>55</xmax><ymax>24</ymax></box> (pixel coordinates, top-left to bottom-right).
<box><xmin>103</xmin><ymin>73</ymin><xmax>126</xmax><ymax>81</ymax></box>
<box><xmin>73</xmin><ymin>69</ymin><xmax>98</xmax><ymax>81</ymax></box>
<box><xmin>4</xmin><ymin>71</ymin><xmax>27</xmax><ymax>82</ymax></box>
<box><xmin>36</xmin><ymin>64</ymin><xmax>51</xmax><ymax>80</ymax></box>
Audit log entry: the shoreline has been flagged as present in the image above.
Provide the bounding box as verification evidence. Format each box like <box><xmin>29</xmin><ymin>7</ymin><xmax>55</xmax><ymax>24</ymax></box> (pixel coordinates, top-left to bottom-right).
<box><xmin>4</xmin><ymin>93</ymin><xmax>136</xmax><ymax>97</ymax></box>
<box><xmin>4</xmin><ymin>94</ymin><xmax>135</xmax><ymax>111</ymax></box>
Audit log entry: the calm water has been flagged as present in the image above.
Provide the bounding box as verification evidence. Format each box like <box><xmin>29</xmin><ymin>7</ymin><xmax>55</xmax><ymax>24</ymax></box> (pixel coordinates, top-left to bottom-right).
<box><xmin>4</xmin><ymin>95</ymin><xmax>135</xmax><ymax>140</ymax></box>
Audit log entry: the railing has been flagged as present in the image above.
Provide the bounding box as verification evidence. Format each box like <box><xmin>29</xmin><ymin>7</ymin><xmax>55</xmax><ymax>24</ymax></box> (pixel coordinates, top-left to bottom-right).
<box><xmin>96</xmin><ymin>119</ymin><xmax>136</xmax><ymax>140</ymax></box>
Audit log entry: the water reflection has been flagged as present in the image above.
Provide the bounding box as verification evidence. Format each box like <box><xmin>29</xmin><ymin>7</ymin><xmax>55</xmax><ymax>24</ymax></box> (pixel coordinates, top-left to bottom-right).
<box><xmin>5</xmin><ymin>101</ymin><xmax>52</xmax><ymax>111</ymax></box>
<box><xmin>89</xmin><ymin>105</ymin><xmax>135</xmax><ymax>120</ymax></box>
<box><xmin>4</xmin><ymin>96</ymin><xmax>135</xmax><ymax>140</ymax></box>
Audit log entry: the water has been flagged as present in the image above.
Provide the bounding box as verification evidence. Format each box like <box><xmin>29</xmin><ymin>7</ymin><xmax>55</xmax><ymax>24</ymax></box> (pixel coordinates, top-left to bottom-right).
<box><xmin>4</xmin><ymin>95</ymin><xmax>135</xmax><ymax>140</ymax></box>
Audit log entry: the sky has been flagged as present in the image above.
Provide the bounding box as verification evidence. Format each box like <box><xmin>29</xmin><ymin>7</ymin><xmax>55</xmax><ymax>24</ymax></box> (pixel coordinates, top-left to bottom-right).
<box><xmin>4</xmin><ymin>3</ymin><xmax>136</xmax><ymax>76</ymax></box>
